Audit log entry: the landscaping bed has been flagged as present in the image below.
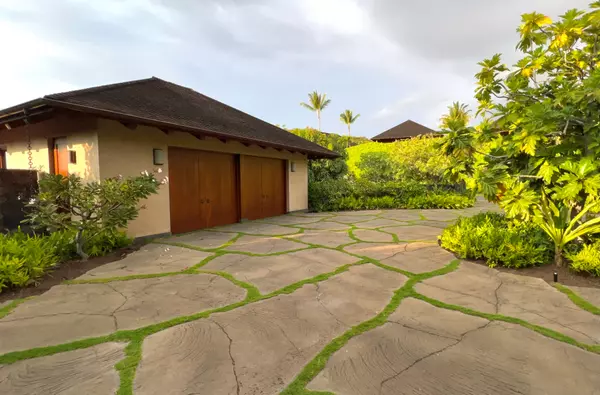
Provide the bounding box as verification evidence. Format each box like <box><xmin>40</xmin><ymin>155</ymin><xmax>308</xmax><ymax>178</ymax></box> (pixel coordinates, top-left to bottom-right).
<box><xmin>439</xmin><ymin>212</ymin><xmax>600</xmax><ymax>287</ymax></box>
<box><xmin>0</xmin><ymin>243</ymin><xmax>142</xmax><ymax>303</ymax></box>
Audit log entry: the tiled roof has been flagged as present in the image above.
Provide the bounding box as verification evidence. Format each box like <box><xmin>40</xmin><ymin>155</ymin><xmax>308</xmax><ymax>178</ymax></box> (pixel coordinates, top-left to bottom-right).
<box><xmin>372</xmin><ymin>120</ymin><xmax>438</xmax><ymax>141</ymax></box>
<box><xmin>0</xmin><ymin>77</ymin><xmax>338</xmax><ymax>158</ymax></box>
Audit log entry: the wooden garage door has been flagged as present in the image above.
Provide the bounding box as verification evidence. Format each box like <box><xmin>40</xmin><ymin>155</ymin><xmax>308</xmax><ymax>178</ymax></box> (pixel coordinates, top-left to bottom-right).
<box><xmin>168</xmin><ymin>148</ymin><xmax>239</xmax><ymax>234</ymax></box>
<box><xmin>240</xmin><ymin>155</ymin><xmax>286</xmax><ymax>220</ymax></box>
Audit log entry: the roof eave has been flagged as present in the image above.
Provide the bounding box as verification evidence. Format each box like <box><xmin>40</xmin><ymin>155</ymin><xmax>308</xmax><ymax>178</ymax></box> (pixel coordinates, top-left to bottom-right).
<box><xmin>42</xmin><ymin>98</ymin><xmax>338</xmax><ymax>159</ymax></box>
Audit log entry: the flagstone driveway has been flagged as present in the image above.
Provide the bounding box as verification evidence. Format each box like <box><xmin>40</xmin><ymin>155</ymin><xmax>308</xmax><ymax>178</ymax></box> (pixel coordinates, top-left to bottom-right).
<box><xmin>1</xmin><ymin>201</ymin><xmax>600</xmax><ymax>394</ymax></box>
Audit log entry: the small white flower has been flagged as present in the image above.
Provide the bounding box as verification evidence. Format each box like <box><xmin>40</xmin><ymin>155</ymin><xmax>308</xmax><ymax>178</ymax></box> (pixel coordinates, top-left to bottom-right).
<box><xmin>157</xmin><ymin>168</ymin><xmax>163</xmax><ymax>174</ymax></box>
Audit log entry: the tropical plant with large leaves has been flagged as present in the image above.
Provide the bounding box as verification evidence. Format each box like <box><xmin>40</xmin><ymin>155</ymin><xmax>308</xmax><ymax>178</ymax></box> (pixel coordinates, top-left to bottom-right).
<box><xmin>339</xmin><ymin>109</ymin><xmax>360</xmax><ymax>139</ymax></box>
<box><xmin>300</xmin><ymin>91</ymin><xmax>331</xmax><ymax>131</ymax></box>
<box><xmin>439</xmin><ymin>2</ymin><xmax>600</xmax><ymax>266</ymax></box>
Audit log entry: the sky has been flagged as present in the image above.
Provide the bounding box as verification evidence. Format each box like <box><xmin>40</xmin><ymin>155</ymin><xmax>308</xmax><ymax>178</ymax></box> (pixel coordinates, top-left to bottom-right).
<box><xmin>0</xmin><ymin>0</ymin><xmax>592</xmax><ymax>138</ymax></box>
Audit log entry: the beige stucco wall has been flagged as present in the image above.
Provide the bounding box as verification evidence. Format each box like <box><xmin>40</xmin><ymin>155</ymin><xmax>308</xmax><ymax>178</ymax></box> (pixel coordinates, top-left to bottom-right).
<box><xmin>5</xmin><ymin>131</ymin><xmax>100</xmax><ymax>182</ymax></box>
<box><xmin>67</xmin><ymin>131</ymin><xmax>100</xmax><ymax>181</ymax></box>
<box><xmin>5</xmin><ymin>138</ymin><xmax>51</xmax><ymax>173</ymax></box>
<box><xmin>96</xmin><ymin>119</ymin><xmax>309</xmax><ymax>237</ymax></box>
<box><xmin>288</xmin><ymin>159</ymin><xmax>308</xmax><ymax>212</ymax></box>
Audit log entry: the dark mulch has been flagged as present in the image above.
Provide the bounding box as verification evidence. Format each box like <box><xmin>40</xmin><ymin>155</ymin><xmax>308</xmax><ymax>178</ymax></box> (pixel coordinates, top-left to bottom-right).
<box><xmin>0</xmin><ymin>243</ymin><xmax>142</xmax><ymax>304</ymax></box>
<box><xmin>494</xmin><ymin>263</ymin><xmax>600</xmax><ymax>289</ymax></box>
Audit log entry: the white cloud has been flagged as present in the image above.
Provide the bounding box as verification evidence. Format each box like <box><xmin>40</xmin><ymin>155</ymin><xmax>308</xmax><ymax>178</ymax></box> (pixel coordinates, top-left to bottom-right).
<box><xmin>0</xmin><ymin>0</ymin><xmax>594</xmax><ymax>137</ymax></box>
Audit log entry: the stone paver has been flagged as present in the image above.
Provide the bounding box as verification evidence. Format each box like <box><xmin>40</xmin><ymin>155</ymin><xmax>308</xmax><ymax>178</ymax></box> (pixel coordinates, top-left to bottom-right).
<box><xmin>212</xmin><ymin>222</ymin><xmax>299</xmax><ymax>235</ymax></box>
<box><xmin>569</xmin><ymin>285</ymin><xmax>600</xmax><ymax>308</ymax></box>
<box><xmin>136</xmin><ymin>265</ymin><xmax>406</xmax><ymax>395</ymax></box>
<box><xmin>203</xmin><ymin>248</ymin><xmax>358</xmax><ymax>293</ymax></box>
<box><xmin>224</xmin><ymin>234</ymin><xmax>303</xmax><ymax>254</ymax></box>
<box><xmin>417</xmin><ymin>261</ymin><xmax>600</xmax><ymax>344</ymax></box>
<box><xmin>303</xmin><ymin>221</ymin><xmax>352</xmax><ymax>231</ymax></box>
<box><xmin>0</xmin><ymin>342</ymin><xmax>124</xmax><ymax>395</ymax></box>
<box><xmin>379</xmin><ymin>210</ymin><xmax>423</xmax><ymax>221</ymax></box>
<box><xmin>287</xmin><ymin>230</ymin><xmax>355</xmax><ymax>248</ymax></box>
<box><xmin>353</xmin><ymin>229</ymin><xmax>394</xmax><ymax>243</ymax></box>
<box><xmin>328</xmin><ymin>214</ymin><xmax>379</xmax><ymax>224</ymax></box>
<box><xmin>353</xmin><ymin>218</ymin><xmax>407</xmax><ymax>228</ymax></box>
<box><xmin>161</xmin><ymin>230</ymin><xmax>235</xmax><ymax>249</ymax></box>
<box><xmin>382</xmin><ymin>224</ymin><xmax>441</xmax><ymax>241</ymax></box>
<box><xmin>345</xmin><ymin>242</ymin><xmax>453</xmax><ymax>273</ymax></box>
<box><xmin>309</xmin><ymin>298</ymin><xmax>600</xmax><ymax>395</ymax></box>
<box><xmin>78</xmin><ymin>243</ymin><xmax>211</xmax><ymax>279</ymax></box>
<box><xmin>419</xmin><ymin>209</ymin><xmax>463</xmax><ymax>221</ymax></box>
<box><xmin>418</xmin><ymin>219</ymin><xmax>452</xmax><ymax>229</ymax></box>
<box><xmin>0</xmin><ymin>274</ymin><xmax>246</xmax><ymax>354</ymax></box>
<box><xmin>258</xmin><ymin>214</ymin><xmax>322</xmax><ymax>225</ymax></box>
<box><xmin>4</xmin><ymin>206</ymin><xmax>600</xmax><ymax>395</ymax></box>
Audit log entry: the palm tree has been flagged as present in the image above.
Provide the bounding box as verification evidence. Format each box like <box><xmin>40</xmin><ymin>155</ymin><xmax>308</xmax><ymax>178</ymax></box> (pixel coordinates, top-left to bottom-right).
<box><xmin>300</xmin><ymin>91</ymin><xmax>331</xmax><ymax>131</ymax></box>
<box><xmin>440</xmin><ymin>101</ymin><xmax>471</xmax><ymax>130</ymax></box>
<box><xmin>339</xmin><ymin>110</ymin><xmax>360</xmax><ymax>139</ymax></box>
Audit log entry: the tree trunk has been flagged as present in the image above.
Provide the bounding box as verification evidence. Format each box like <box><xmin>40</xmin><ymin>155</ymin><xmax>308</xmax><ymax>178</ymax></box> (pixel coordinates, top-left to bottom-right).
<box><xmin>75</xmin><ymin>229</ymin><xmax>89</xmax><ymax>261</ymax></box>
<box><xmin>317</xmin><ymin>111</ymin><xmax>321</xmax><ymax>131</ymax></box>
<box><xmin>347</xmin><ymin>125</ymin><xmax>351</xmax><ymax>147</ymax></box>
<box><xmin>554</xmin><ymin>246</ymin><xmax>564</xmax><ymax>267</ymax></box>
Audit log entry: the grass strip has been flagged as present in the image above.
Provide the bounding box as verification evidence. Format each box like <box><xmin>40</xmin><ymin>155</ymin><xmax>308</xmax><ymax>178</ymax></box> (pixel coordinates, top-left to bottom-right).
<box><xmin>0</xmin><ymin>298</ymin><xmax>29</xmax><ymax>319</ymax></box>
<box><xmin>115</xmin><ymin>337</ymin><xmax>143</xmax><ymax>395</ymax></box>
<box><xmin>554</xmin><ymin>284</ymin><xmax>600</xmax><ymax>316</ymax></box>
<box><xmin>0</xmin><ymin>260</ymin><xmax>366</xmax><ymax>367</ymax></box>
<box><xmin>280</xmin><ymin>260</ymin><xmax>460</xmax><ymax>395</ymax></box>
<box><xmin>413</xmin><ymin>292</ymin><xmax>600</xmax><ymax>355</ymax></box>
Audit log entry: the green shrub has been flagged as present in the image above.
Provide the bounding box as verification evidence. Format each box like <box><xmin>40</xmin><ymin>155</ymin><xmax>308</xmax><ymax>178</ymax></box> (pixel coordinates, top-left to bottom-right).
<box><xmin>25</xmin><ymin>172</ymin><xmax>161</xmax><ymax>260</ymax></box>
<box><xmin>308</xmin><ymin>179</ymin><xmax>474</xmax><ymax>212</ymax></box>
<box><xmin>0</xmin><ymin>231</ymin><xmax>62</xmax><ymax>291</ymax></box>
<box><xmin>567</xmin><ymin>241</ymin><xmax>600</xmax><ymax>276</ymax></box>
<box><xmin>0</xmin><ymin>228</ymin><xmax>131</xmax><ymax>293</ymax></box>
<box><xmin>85</xmin><ymin>230</ymin><xmax>132</xmax><ymax>258</ymax></box>
<box><xmin>356</xmin><ymin>151</ymin><xmax>398</xmax><ymax>183</ymax></box>
<box><xmin>405</xmin><ymin>193</ymin><xmax>474</xmax><ymax>209</ymax></box>
<box><xmin>346</xmin><ymin>137</ymin><xmax>450</xmax><ymax>184</ymax></box>
<box><xmin>439</xmin><ymin>212</ymin><xmax>553</xmax><ymax>268</ymax></box>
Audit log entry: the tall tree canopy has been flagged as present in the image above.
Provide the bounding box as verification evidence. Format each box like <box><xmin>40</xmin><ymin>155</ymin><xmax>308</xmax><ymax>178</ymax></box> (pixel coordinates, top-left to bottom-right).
<box><xmin>300</xmin><ymin>91</ymin><xmax>331</xmax><ymax>131</ymax></box>
<box><xmin>440</xmin><ymin>2</ymin><xmax>600</xmax><ymax>265</ymax></box>
<box><xmin>339</xmin><ymin>109</ymin><xmax>360</xmax><ymax>138</ymax></box>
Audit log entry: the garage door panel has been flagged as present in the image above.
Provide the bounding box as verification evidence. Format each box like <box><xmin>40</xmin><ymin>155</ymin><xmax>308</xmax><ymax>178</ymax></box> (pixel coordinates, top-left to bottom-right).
<box><xmin>240</xmin><ymin>155</ymin><xmax>287</xmax><ymax>220</ymax></box>
<box><xmin>169</xmin><ymin>148</ymin><xmax>238</xmax><ymax>233</ymax></box>
<box><xmin>202</xmin><ymin>152</ymin><xmax>239</xmax><ymax>227</ymax></box>
<box><xmin>240</xmin><ymin>156</ymin><xmax>263</xmax><ymax>221</ymax></box>
<box><xmin>261</xmin><ymin>158</ymin><xmax>286</xmax><ymax>218</ymax></box>
<box><xmin>169</xmin><ymin>148</ymin><xmax>203</xmax><ymax>234</ymax></box>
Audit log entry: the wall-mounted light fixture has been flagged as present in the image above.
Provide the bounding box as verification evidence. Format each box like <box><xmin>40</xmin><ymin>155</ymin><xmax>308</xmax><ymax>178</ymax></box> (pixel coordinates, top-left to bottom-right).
<box><xmin>290</xmin><ymin>161</ymin><xmax>296</xmax><ymax>172</ymax></box>
<box><xmin>153</xmin><ymin>149</ymin><xmax>165</xmax><ymax>165</ymax></box>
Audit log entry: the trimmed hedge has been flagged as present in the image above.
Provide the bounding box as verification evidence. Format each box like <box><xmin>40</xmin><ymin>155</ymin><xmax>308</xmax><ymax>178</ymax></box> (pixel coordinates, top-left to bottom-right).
<box><xmin>308</xmin><ymin>179</ymin><xmax>474</xmax><ymax>212</ymax></box>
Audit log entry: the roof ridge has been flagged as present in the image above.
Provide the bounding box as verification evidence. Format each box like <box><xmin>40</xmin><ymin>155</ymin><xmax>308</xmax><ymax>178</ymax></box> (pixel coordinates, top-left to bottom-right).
<box><xmin>45</xmin><ymin>77</ymin><xmax>158</xmax><ymax>100</ymax></box>
<box><xmin>156</xmin><ymin>78</ymin><xmax>304</xmax><ymax>137</ymax></box>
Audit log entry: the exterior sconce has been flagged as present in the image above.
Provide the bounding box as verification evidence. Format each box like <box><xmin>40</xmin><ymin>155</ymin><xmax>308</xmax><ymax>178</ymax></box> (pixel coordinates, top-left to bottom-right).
<box><xmin>290</xmin><ymin>161</ymin><xmax>296</xmax><ymax>172</ymax></box>
<box><xmin>153</xmin><ymin>149</ymin><xmax>165</xmax><ymax>165</ymax></box>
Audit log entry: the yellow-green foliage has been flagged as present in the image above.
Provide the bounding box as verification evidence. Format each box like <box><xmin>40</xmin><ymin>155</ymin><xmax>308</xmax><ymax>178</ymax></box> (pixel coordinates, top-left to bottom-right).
<box><xmin>287</xmin><ymin>127</ymin><xmax>369</xmax><ymax>153</ymax></box>
<box><xmin>346</xmin><ymin>142</ymin><xmax>395</xmax><ymax>178</ymax></box>
<box><xmin>568</xmin><ymin>241</ymin><xmax>600</xmax><ymax>276</ymax></box>
<box><xmin>346</xmin><ymin>136</ymin><xmax>450</xmax><ymax>181</ymax></box>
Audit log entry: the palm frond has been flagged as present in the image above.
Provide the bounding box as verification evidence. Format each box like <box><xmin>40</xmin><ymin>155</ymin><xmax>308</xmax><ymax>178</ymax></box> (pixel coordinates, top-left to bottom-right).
<box><xmin>300</xmin><ymin>102</ymin><xmax>316</xmax><ymax>111</ymax></box>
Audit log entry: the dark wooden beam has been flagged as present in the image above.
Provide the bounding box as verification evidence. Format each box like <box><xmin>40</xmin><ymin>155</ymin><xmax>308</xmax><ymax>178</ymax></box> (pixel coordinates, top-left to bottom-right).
<box><xmin>219</xmin><ymin>138</ymin><xmax>227</xmax><ymax>144</ymax></box>
<box><xmin>159</xmin><ymin>128</ymin><xmax>169</xmax><ymax>135</ymax></box>
<box><xmin>241</xmin><ymin>142</ymin><xmax>251</xmax><ymax>147</ymax></box>
<box><xmin>121</xmin><ymin>122</ymin><xmax>137</xmax><ymax>130</ymax></box>
<box><xmin>259</xmin><ymin>145</ymin><xmax>267</xmax><ymax>149</ymax></box>
<box><xmin>193</xmin><ymin>134</ymin><xmax>205</xmax><ymax>141</ymax></box>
